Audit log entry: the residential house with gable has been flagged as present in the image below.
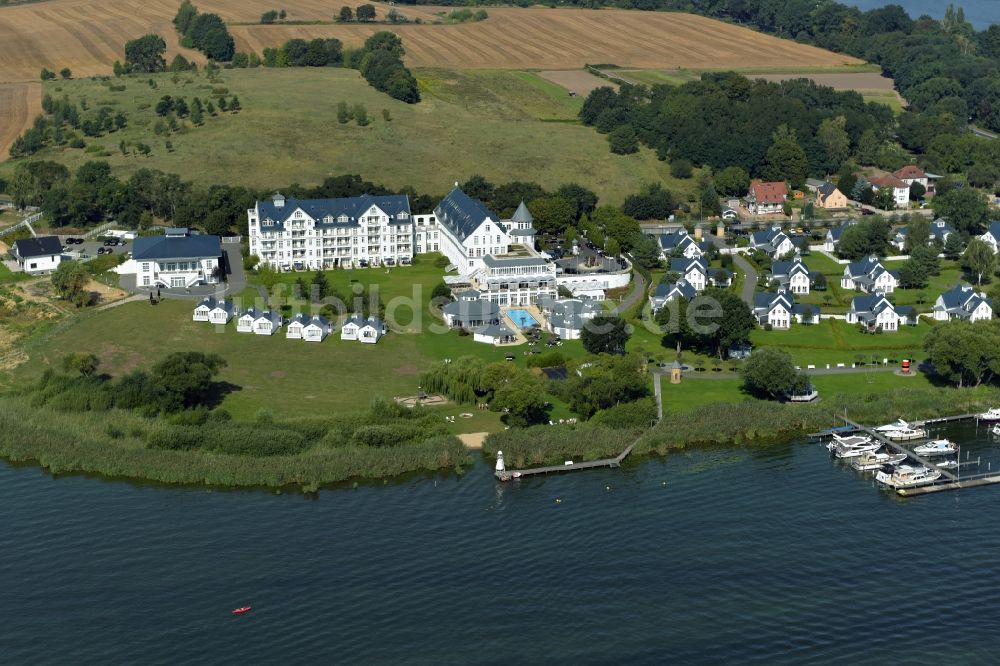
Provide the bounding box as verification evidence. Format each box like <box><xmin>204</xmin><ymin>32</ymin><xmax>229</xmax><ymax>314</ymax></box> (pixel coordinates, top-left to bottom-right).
<box><xmin>748</xmin><ymin>225</ymin><xmax>797</xmax><ymax>259</ymax></box>
<box><xmin>841</xmin><ymin>256</ymin><xmax>899</xmax><ymax>293</ymax></box>
<box><xmin>648</xmin><ymin>279</ymin><xmax>698</xmax><ymax>314</ymax></box>
<box><xmin>868</xmin><ymin>172</ymin><xmax>910</xmax><ymax>208</ymax></box>
<box><xmin>933</xmin><ymin>283</ymin><xmax>993</xmax><ymax>322</ymax></box>
<box><xmin>745</xmin><ymin>180</ymin><xmax>788</xmax><ymax>215</ymax></box>
<box><xmin>247</xmin><ymin>193</ymin><xmax>413</xmax><ymax>270</ymax></box>
<box><xmin>846</xmin><ymin>293</ymin><xmax>915</xmax><ymax>331</ymax></box>
<box><xmin>192</xmin><ymin>296</ymin><xmax>236</xmax><ymax>324</ymax></box>
<box><xmin>892</xmin><ymin>217</ymin><xmax>955</xmax><ymax>251</ymax></box>
<box><xmin>11</xmin><ymin>236</ymin><xmax>64</xmax><ymax>274</ymax></box>
<box><xmin>769</xmin><ymin>257</ymin><xmax>813</xmax><ymax>295</ymax></box>
<box><xmin>894</xmin><ymin>164</ymin><xmax>935</xmax><ymax>197</ymax></box>
<box><xmin>815</xmin><ymin>182</ymin><xmax>848</xmax><ymax>210</ymax></box>
<box><xmin>823</xmin><ymin>219</ymin><xmax>858</xmax><ymax>252</ymax></box>
<box><xmin>669</xmin><ymin>257</ymin><xmax>708</xmax><ymax>292</ymax></box>
<box><xmin>978</xmin><ymin>221</ymin><xmax>1000</xmax><ymax>253</ymax></box>
<box><xmin>752</xmin><ymin>290</ymin><xmax>818</xmax><ymax>329</ymax></box>
<box><xmin>658</xmin><ymin>229</ymin><xmax>706</xmax><ymax>260</ymax></box>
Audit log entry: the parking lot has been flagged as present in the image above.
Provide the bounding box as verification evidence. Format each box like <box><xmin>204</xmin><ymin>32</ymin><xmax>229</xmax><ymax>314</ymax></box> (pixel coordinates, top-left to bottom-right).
<box><xmin>58</xmin><ymin>235</ymin><xmax>130</xmax><ymax>261</ymax></box>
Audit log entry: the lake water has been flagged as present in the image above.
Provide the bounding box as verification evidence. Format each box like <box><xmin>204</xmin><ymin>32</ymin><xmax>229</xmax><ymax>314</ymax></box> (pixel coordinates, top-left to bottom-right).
<box><xmin>845</xmin><ymin>0</ymin><xmax>997</xmax><ymax>29</ymax></box>
<box><xmin>5</xmin><ymin>420</ymin><xmax>1000</xmax><ymax>664</ymax></box>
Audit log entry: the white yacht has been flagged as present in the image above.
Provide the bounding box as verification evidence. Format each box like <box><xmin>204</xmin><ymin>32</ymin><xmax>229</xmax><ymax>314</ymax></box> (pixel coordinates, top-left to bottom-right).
<box><xmin>826</xmin><ymin>434</ymin><xmax>873</xmax><ymax>452</ymax></box>
<box><xmin>978</xmin><ymin>408</ymin><xmax>1000</xmax><ymax>421</ymax></box>
<box><xmin>827</xmin><ymin>434</ymin><xmax>880</xmax><ymax>459</ymax></box>
<box><xmin>851</xmin><ymin>451</ymin><xmax>908</xmax><ymax>471</ymax></box>
<box><xmin>875</xmin><ymin>464</ymin><xmax>942</xmax><ymax>489</ymax></box>
<box><xmin>936</xmin><ymin>460</ymin><xmax>958</xmax><ymax>470</ymax></box>
<box><xmin>914</xmin><ymin>439</ymin><xmax>958</xmax><ymax>457</ymax></box>
<box><xmin>880</xmin><ymin>421</ymin><xmax>928</xmax><ymax>441</ymax></box>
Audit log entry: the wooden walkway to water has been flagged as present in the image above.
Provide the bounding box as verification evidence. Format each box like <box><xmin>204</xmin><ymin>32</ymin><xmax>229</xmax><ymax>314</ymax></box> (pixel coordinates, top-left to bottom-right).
<box><xmin>495</xmin><ymin>439</ymin><xmax>640</xmax><ymax>482</ymax></box>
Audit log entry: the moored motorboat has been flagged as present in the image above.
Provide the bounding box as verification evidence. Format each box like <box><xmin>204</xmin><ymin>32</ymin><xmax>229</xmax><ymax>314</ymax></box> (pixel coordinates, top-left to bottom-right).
<box><xmin>978</xmin><ymin>408</ymin><xmax>1000</xmax><ymax>421</ymax></box>
<box><xmin>914</xmin><ymin>439</ymin><xmax>958</xmax><ymax>456</ymax></box>
<box><xmin>875</xmin><ymin>464</ymin><xmax>942</xmax><ymax>489</ymax></box>
<box><xmin>851</xmin><ymin>451</ymin><xmax>908</xmax><ymax>471</ymax></box>
<box><xmin>826</xmin><ymin>434</ymin><xmax>873</xmax><ymax>452</ymax></box>
<box><xmin>992</xmin><ymin>424</ymin><xmax>1000</xmax><ymax>437</ymax></box>
<box><xmin>883</xmin><ymin>425</ymin><xmax>928</xmax><ymax>441</ymax></box>
<box><xmin>936</xmin><ymin>460</ymin><xmax>958</xmax><ymax>469</ymax></box>
<box><xmin>834</xmin><ymin>441</ymin><xmax>882</xmax><ymax>459</ymax></box>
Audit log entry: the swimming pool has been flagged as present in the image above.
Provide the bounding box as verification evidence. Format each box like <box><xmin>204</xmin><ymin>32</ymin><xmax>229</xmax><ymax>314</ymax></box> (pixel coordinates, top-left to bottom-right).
<box><xmin>507</xmin><ymin>308</ymin><xmax>538</xmax><ymax>329</ymax></box>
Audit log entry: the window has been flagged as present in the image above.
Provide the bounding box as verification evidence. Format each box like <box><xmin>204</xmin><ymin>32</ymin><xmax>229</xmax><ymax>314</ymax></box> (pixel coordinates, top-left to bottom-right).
<box><xmin>142</xmin><ymin>263</ymin><xmax>150</xmax><ymax>272</ymax></box>
<box><xmin>142</xmin><ymin>276</ymin><xmax>151</xmax><ymax>286</ymax></box>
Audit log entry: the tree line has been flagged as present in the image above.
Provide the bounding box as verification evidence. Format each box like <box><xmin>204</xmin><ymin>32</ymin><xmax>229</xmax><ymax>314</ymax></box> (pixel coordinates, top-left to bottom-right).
<box><xmin>173</xmin><ymin>0</ymin><xmax>235</xmax><ymax>62</ymax></box>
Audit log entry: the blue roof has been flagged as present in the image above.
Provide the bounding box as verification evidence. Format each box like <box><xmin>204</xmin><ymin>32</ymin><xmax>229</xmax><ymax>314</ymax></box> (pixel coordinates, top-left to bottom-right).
<box><xmin>669</xmin><ymin>257</ymin><xmax>706</xmax><ymax>274</ymax></box>
<box><xmin>434</xmin><ymin>187</ymin><xmax>501</xmax><ymax>242</ymax></box>
<box><xmin>256</xmin><ymin>194</ymin><xmax>411</xmax><ymax>229</ymax></box>
<box><xmin>13</xmin><ymin>236</ymin><xmax>62</xmax><ymax>258</ymax></box>
<box><xmin>132</xmin><ymin>233</ymin><xmax>220</xmax><ymax>261</ymax></box>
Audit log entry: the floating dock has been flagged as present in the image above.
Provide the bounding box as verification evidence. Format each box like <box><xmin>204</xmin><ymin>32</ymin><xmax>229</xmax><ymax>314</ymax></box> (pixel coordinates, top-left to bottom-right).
<box><xmin>495</xmin><ymin>440</ymin><xmax>639</xmax><ymax>481</ymax></box>
<box><xmin>840</xmin><ymin>415</ymin><xmax>1000</xmax><ymax>496</ymax></box>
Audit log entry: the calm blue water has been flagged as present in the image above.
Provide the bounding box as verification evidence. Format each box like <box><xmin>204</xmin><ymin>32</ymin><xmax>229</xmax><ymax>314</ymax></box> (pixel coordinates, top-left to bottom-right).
<box><xmin>507</xmin><ymin>308</ymin><xmax>538</xmax><ymax>328</ymax></box>
<box><xmin>4</xmin><ymin>420</ymin><xmax>1000</xmax><ymax>664</ymax></box>
<box><xmin>846</xmin><ymin>0</ymin><xmax>996</xmax><ymax>29</ymax></box>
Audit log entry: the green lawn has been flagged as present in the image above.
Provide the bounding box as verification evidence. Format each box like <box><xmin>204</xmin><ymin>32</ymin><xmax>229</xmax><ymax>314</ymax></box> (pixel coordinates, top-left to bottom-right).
<box><xmin>661</xmin><ymin>369</ymin><xmax>936</xmax><ymax>415</ymax></box>
<box><xmin>750</xmin><ymin>318</ymin><xmax>930</xmax><ymax>367</ymax></box>
<box><xmin>14</xmin><ymin>256</ymin><xmax>590</xmax><ymax>426</ymax></box>
<box><xmin>1</xmin><ymin>67</ymin><xmax>692</xmax><ymax>206</ymax></box>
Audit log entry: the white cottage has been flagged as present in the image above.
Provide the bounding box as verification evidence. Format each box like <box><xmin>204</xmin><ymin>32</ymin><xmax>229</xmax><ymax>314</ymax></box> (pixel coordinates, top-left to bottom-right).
<box><xmin>11</xmin><ymin>236</ymin><xmax>64</xmax><ymax>274</ymax></box>
<box><xmin>192</xmin><ymin>296</ymin><xmax>235</xmax><ymax>324</ymax></box>
<box><xmin>237</xmin><ymin>307</ymin><xmax>282</xmax><ymax>335</ymax></box>
<box><xmin>342</xmin><ymin>315</ymin><xmax>386</xmax><ymax>343</ymax></box>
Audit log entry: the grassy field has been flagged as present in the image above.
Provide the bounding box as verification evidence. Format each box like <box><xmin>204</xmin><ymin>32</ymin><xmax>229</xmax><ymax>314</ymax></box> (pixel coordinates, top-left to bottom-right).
<box><xmin>11</xmin><ymin>257</ymin><xmax>590</xmax><ymax>425</ymax></box>
<box><xmin>660</xmin><ymin>369</ymin><xmax>938</xmax><ymax>414</ymax></box>
<box><xmin>1</xmin><ymin>67</ymin><xmax>684</xmax><ymax>205</ymax></box>
<box><xmin>750</xmin><ymin>318</ymin><xmax>929</xmax><ymax>367</ymax></box>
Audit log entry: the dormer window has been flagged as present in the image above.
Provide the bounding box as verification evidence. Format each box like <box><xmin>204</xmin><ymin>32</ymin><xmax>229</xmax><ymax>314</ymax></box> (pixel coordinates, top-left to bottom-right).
<box><xmin>339</xmin><ymin>215</ymin><xmax>348</xmax><ymax>223</ymax></box>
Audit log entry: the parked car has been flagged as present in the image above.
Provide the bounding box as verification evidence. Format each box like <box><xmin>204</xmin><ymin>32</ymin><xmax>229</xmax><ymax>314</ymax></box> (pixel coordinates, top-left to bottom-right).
<box><xmin>96</xmin><ymin>247</ymin><xmax>106</xmax><ymax>255</ymax></box>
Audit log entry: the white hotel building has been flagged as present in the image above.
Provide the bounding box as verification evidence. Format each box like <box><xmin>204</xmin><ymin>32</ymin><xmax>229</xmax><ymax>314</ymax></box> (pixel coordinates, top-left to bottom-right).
<box><xmin>247</xmin><ymin>193</ymin><xmax>414</xmax><ymax>270</ymax></box>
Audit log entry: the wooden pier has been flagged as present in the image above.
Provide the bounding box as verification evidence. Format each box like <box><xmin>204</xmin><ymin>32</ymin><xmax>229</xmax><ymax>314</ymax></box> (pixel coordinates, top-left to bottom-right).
<box><xmin>495</xmin><ymin>439</ymin><xmax>640</xmax><ymax>482</ymax></box>
<box><xmin>840</xmin><ymin>415</ymin><xmax>1000</xmax><ymax>496</ymax></box>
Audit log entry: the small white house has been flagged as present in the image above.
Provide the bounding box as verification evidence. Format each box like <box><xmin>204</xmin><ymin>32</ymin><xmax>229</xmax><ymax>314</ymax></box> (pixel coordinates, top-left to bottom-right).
<box><xmin>11</xmin><ymin>236</ymin><xmax>64</xmax><ymax>274</ymax></box>
<box><xmin>286</xmin><ymin>313</ymin><xmax>310</xmax><ymax>339</ymax></box>
<box><xmin>237</xmin><ymin>307</ymin><xmax>282</xmax><ymax>335</ymax></box>
<box><xmin>342</xmin><ymin>315</ymin><xmax>386</xmax><ymax>343</ymax></box>
<box><xmin>192</xmin><ymin>297</ymin><xmax>235</xmax><ymax>324</ymax></box>
<box><xmin>286</xmin><ymin>313</ymin><xmax>332</xmax><ymax>341</ymax></box>
<box><xmin>301</xmin><ymin>315</ymin><xmax>332</xmax><ymax>342</ymax></box>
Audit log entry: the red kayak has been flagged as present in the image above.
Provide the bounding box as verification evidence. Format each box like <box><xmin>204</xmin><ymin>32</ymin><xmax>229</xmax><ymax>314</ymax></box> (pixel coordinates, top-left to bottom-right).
<box><xmin>231</xmin><ymin>606</ymin><xmax>252</xmax><ymax>615</ymax></box>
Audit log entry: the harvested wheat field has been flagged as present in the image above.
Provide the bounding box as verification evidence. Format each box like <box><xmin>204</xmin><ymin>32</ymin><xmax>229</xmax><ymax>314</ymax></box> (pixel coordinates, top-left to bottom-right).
<box><xmin>231</xmin><ymin>6</ymin><xmax>863</xmax><ymax>70</ymax></box>
<box><xmin>0</xmin><ymin>83</ymin><xmax>42</xmax><ymax>158</ymax></box>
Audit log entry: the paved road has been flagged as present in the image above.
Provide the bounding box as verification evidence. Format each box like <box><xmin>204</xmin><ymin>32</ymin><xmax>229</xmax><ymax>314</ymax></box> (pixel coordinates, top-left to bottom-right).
<box><xmin>612</xmin><ymin>256</ymin><xmax>647</xmax><ymax>315</ymax></box>
<box><xmin>731</xmin><ymin>253</ymin><xmax>758</xmax><ymax>305</ymax></box>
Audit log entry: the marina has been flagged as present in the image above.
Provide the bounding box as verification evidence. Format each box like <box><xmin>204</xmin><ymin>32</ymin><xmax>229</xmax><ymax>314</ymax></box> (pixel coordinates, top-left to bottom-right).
<box><xmin>818</xmin><ymin>414</ymin><xmax>1000</xmax><ymax>496</ymax></box>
